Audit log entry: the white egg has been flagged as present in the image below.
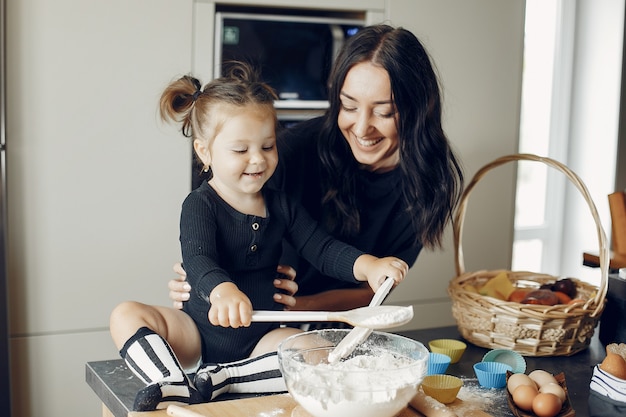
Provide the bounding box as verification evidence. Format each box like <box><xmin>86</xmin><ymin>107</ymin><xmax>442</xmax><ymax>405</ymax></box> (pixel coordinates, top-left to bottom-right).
<box><xmin>528</xmin><ymin>369</ymin><xmax>557</xmax><ymax>387</ymax></box>
<box><xmin>507</xmin><ymin>373</ymin><xmax>536</xmax><ymax>394</ymax></box>
<box><xmin>539</xmin><ymin>382</ymin><xmax>566</xmax><ymax>402</ymax></box>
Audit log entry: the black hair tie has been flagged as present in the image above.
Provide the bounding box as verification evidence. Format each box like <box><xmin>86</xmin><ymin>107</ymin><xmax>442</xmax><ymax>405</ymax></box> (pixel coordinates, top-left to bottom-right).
<box><xmin>192</xmin><ymin>89</ymin><xmax>201</xmax><ymax>102</ymax></box>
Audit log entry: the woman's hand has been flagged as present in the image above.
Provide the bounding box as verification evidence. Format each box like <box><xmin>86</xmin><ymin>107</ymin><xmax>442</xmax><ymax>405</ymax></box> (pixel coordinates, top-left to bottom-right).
<box><xmin>169</xmin><ymin>263</ymin><xmax>190</xmax><ymax>310</ymax></box>
<box><xmin>353</xmin><ymin>255</ymin><xmax>409</xmax><ymax>292</ymax></box>
<box><xmin>209</xmin><ymin>282</ymin><xmax>252</xmax><ymax>328</ymax></box>
<box><xmin>272</xmin><ymin>264</ymin><xmax>298</xmax><ymax>309</ymax></box>
<box><xmin>168</xmin><ymin>263</ymin><xmax>299</xmax><ymax>310</ymax></box>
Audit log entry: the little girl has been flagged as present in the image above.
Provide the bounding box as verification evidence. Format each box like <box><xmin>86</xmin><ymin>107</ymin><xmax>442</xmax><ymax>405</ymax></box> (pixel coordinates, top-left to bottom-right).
<box><xmin>108</xmin><ymin>62</ymin><xmax>408</xmax><ymax>411</ymax></box>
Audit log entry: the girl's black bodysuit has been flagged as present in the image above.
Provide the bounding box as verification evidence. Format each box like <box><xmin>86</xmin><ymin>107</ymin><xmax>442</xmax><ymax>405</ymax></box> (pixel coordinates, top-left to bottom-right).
<box><xmin>180</xmin><ymin>182</ymin><xmax>362</xmax><ymax>362</ymax></box>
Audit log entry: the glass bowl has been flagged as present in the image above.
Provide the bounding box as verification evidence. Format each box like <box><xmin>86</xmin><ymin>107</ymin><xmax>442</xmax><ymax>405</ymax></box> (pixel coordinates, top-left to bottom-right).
<box><xmin>278</xmin><ymin>329</ymin><xmax>429</xmax><ymax>417</ymax></box>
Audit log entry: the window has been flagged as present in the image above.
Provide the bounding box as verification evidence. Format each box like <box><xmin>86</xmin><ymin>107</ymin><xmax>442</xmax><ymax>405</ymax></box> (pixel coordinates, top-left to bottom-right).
<box><xmin>512</xmin><ymin>0</ymin><xmax>565</xmax><ymax>274</ymax></box>
<box><xmin>513</xmin><ymin>0</ymin><xmax>623</xmax><ymax>284</ymax></box>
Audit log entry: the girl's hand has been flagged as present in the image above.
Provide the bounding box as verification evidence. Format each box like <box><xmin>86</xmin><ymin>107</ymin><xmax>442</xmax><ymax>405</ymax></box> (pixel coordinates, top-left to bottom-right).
<box><xmin>353</xmin><ymin>255</ymin><xmax>409</xmax><ymax>292</ymax></box>
<box><xmin>169</xmin><ymin>263</ymin><xmax>190</xmax><ymax>309</ymax></box>
<box><xmin>208</xmin><ymin>282</ymin><xmax>253</xmax><ymax>328</ymax></box>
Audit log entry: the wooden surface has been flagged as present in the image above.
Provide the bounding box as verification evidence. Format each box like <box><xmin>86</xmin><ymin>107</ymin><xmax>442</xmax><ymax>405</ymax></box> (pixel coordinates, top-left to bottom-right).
<box><xmin>103</xmin><ymin>403</ymin><xmax>115</xmax><ymax>417</ymax></box>
<box><xmin>583</xmin><ymin>250</ymin><xmax>626</xmax><ymax>269</ymax></box>
<box><xmin>125</xmin><ymin>392</ymin><xmax>500</xmax><ymax>417</ymax></box>
<box><xmin>128</xmin><ymin>394</ymin><xmax>422</xmax><ymax>417</ymax></box>
<box><xmin>609</xmin><ymin>191</ymin><xmax>626</xmax><ymax>254</ymax></box>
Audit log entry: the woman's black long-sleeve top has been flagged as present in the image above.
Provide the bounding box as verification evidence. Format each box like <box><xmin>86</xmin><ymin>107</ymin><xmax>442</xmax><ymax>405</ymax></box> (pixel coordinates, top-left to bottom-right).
<box><xmin>269</xmin><ymin>117</ymin><xmax>423</xmax><ymax>297</ymax></box>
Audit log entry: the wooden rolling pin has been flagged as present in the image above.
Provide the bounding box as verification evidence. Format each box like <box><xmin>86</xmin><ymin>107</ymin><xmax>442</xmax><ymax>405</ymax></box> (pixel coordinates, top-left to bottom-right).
<box><xmin>167</xmin><ymin>404</ymin><xmax>206</xmax><ymax>417</ymax></box>
<box><xmin>410</xmin><ymin>391</ymin><xmax>458</xmax><ymax>417</ymax></box>
<box><xmin>409</xmin><ymin>391</ymin><xmax>495</xmax><ymax>417</ymax></box>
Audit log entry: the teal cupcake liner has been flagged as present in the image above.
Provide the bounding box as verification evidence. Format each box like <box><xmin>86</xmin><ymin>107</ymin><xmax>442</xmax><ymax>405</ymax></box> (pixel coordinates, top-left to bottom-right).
<box><xmin>481</xmin><ymin>349</ymin><xmax>526</xmax><ymax>374</ymax></box>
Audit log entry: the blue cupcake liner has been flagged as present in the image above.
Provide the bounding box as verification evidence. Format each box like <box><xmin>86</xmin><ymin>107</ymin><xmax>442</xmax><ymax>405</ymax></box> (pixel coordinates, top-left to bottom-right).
<box><xmin>473</xmin><ymin>361</ymin><xmax>512</xmax><ymax>388</ymax></box>
<box><xmin>427</xmin><ymin>352</ymin><xmax>451</xmax><ymax>375</ymax></box>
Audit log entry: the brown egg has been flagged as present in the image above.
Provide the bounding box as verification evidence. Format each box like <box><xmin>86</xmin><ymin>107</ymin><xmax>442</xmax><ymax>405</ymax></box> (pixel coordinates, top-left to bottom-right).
<box><xmin>507</xmin><ymin>372</ymin><xmax>536</xmax><ymax>394</ymax></box>
<box><xmin>600</xmin><ymin>352</ymin><xmax>626</xmax><ymax>380</ymax></box>
<box><xmin>539</xmin><ymin>382</ymin><xmax>566</xmax><ymax>402</ymax></box>
<box><xmin>528</xmin><ymin>369</ymin><xmax>557</xmax><ymax>387</ymax></box>
<box><xmin>532</xmin><ymin>392</ymin><xmax>563</xmax><ymax>417</ymax></box>
<box><xmin>512</xmin><ymin>384</ymin><xmax>538</xmax><ymax>411</ymax></box>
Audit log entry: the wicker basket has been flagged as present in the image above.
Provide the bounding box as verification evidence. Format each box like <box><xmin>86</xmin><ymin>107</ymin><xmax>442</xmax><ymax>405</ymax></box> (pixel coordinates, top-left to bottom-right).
<box><xmin>448</xmin><ymin>154</ymin><xmax>609</xmax><ymax>356</ymax></box>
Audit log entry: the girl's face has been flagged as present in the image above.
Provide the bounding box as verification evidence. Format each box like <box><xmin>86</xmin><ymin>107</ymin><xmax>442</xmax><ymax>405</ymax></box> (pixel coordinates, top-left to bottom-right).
<box><xmin>195</xmin><ymin>107</ymin><xmax>278</xmax><ymax>199</ymax></box>
<box><xmin>337</xmin><ymin>62</ymin><xmax>400</xmax><ymax>173</ymax></box>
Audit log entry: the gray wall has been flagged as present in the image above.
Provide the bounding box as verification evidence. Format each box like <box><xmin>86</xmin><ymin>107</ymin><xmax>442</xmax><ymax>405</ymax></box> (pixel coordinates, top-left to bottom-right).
<box><xmin>384</xmin><ymin>0</ymin><xmax>524</xmax><ymax>326</ymax></box>
<box><xmin>5</xmin><ymin>0</ymin><xmax>525</xmax><ymax>416</ymax></box>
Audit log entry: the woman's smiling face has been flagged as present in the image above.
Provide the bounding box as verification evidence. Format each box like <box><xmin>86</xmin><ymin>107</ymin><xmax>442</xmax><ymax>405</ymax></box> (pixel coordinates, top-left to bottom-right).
<box><xmin>337</xmin><ymin>62</ymin><xmax>400</xmax><ymax>173</ymax></box>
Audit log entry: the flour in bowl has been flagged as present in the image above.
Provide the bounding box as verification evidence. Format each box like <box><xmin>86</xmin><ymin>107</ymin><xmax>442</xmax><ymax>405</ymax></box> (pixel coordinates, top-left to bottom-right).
<box><xmin>287</xmin><ymin>351</ymin><xmax>425</xmax><ymax>417</ymax></box>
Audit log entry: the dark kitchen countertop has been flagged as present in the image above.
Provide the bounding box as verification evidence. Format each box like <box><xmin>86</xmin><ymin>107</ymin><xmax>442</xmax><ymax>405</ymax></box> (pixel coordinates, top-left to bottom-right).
<box><xmin>398</xmin><ymin>325</ymin><xmax>606</xmax><ymax>416</ymax></box>
<box><xmin>87</xmin><ymin>325</ymin><xmax>607</xmax><ymax>417</ymax></box>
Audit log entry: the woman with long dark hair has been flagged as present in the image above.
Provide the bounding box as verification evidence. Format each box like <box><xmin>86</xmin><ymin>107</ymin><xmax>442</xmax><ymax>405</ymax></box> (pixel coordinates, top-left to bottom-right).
<box><xmin>169</xmin><ymin>24</ymin><xmax>464</xmax><ymax>398</ymax></box>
